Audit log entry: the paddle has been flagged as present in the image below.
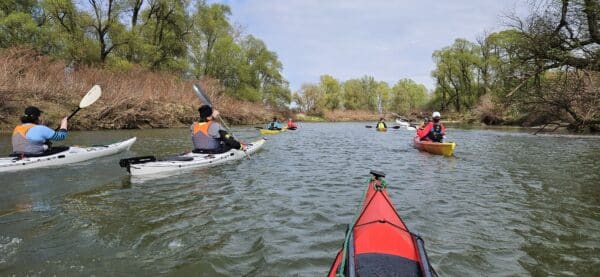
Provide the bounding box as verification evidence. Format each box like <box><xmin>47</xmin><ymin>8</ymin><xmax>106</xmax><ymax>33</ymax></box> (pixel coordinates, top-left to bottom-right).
<box><xmin>193</xmin><ymin>84</ymin><xmax>250</xmax><ymax>159</ymax></box>
<box><xmin>365</xmin><ymin>125</ymin><xmax>401</xmax><ymax>129</ymax></box>
<box><xmin>55</xmin><ymin>85</ymin><xmax>102</xmax><ymax>131</ymax></box>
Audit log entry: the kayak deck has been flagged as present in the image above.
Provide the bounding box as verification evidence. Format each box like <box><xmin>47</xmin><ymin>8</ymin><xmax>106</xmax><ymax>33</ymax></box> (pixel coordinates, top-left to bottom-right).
<box><xmin>413</xmin><ymin>136</ymin><xmax>455</xmax><ymax>156</ymax></box>
<box><xmin>0</xmin><ymin>137</ymin><xmax>137</xmax><ymax>172</ymax></box>
<box><xmin>259</xmin><ymin>128</ymin><xmax>286</xmax><ymax>135</ymax></box>
<box><xmin>328</xmin><ymin>170</ymin><xmax>436</xmax><ymax>276</ymax></box>
<box><xmin>125</xmin><ymin>138</ymin><xmax>266</xmax><ymax>177</ymax></box>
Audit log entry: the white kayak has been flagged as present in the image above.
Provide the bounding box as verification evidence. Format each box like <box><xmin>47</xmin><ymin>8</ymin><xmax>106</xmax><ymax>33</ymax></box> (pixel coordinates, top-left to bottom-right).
<box><xmin>121</xmin><ymin>138</ymin><xmax>266</xmax><ymax>177</ymax></box>
<box><xmin>395</xmin><ymin>118</ymin><xmax>417</xmax><ymax>131</ymax></box>
<box><xmin>0</xmin><ymin>137</ymin><xmax>137</xmax><ymax>173</ymax></box>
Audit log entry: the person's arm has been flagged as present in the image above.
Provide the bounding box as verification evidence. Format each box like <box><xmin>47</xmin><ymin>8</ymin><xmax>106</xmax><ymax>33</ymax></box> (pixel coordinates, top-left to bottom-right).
<box><xmin>209</xmin><ymin>123</ymin><xmax>243</xmax><ymax>150</ymax></box>
<box><xmin>30</xmin><ymin>125</ymin><xmax>67</xmax><ymax>142</ymax></box>
<box><xmin>419</xmin><ymin>123</ymin><xmax>432</xmax><ymax>139</ymax></box>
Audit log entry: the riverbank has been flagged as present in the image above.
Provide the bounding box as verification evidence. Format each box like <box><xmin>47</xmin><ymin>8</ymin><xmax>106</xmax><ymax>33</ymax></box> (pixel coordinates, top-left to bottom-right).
<box><xmin>0</xmin><ymin>47</ymin><xmax>280</xmax><ymax>132</ymax></box>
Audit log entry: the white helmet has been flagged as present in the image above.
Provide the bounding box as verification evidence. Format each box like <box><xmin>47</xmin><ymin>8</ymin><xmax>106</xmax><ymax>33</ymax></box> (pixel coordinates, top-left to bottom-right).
<box><xmin>432</xmin><ymin>111</ymin><xmax>441</xmax><ymax>118</ymax></box>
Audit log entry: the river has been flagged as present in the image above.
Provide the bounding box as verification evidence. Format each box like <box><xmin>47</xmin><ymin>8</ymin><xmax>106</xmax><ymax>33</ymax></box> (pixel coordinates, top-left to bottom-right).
<box><xmin>0</xmin><ymin>122</ymin><xmax>598</xmax><ymax>276</ymax></box>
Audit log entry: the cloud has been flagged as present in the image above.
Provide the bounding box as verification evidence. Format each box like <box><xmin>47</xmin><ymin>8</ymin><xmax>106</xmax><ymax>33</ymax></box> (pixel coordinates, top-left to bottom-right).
<box><xmin>212</xmin><ymin>0</ymin><xmax>529</xmax><ymax>91</ymax></box>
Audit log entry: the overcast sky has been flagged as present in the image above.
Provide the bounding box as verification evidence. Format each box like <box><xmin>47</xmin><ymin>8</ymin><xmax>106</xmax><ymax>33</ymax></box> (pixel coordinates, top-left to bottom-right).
<box><xmin>211</xmin><ymin>0</ymin><xmax>530</xmax><ymax>92</ymax></box>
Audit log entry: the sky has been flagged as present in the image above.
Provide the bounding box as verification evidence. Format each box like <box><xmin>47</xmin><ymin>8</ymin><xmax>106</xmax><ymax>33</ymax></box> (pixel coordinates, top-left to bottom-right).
<box><xmin>211</xmin><ymin>0</ymin><xmax>530</xmax><ymax>92</ymax></box>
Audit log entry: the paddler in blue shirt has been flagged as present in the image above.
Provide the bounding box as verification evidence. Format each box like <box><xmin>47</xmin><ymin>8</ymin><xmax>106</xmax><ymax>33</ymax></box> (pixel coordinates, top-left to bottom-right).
<box><xmin>12</xmin><ymin>106</ymin><xmax>69</xmax><ymax>156</ymax></box>
<box><xmin>267</xmin><ymin>117</ymin><xmax>282</xmax><ymax>130</ymax></box>
<box><xmin>191</xmin><ymin>105</ymin><xmax>246</xmax><ymax>154</ymax></box>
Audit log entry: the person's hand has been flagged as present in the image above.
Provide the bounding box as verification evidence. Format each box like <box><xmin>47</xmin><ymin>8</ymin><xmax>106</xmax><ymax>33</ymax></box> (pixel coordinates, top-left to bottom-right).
<box><xmin>212</xmin><ymin>109</ymin><xmax>220</xmax><ymax>118</ymax></box>
<box><xmin>241</xmin><ymin>143</ymin><xmax>247</xmax><ymax>151</ymax></box>
<box><xmin>60</xmin><ymin>116</ymin><xmax>68</xmax><ymax>130</ymax></box>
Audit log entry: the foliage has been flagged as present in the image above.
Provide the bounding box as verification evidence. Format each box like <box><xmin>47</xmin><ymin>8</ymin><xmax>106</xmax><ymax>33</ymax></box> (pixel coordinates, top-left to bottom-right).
<box><xmin>0</xmin><ymin>0</ymin><xmax>290</xmax><ymax>108</ymax></box>
<box><xmin>429</xmin><ymin>0</ymin><xmax>599</xmax><ymax>132</ymax></box>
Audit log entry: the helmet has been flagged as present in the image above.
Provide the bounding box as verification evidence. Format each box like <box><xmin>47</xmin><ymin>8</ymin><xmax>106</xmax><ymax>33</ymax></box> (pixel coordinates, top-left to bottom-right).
<box><xmin>432</xmin><ymin>111</ymin><xmax>441</xmax><ymax>118</ymax></box>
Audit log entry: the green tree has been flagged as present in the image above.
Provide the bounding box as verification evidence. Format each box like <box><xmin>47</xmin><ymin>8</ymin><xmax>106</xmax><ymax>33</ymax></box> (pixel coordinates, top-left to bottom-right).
<box><xmin>390</xmin><ymin>78</ymin><xmax>428</xmax><ymax>115</ymax></box>
<box><xmin>431</xmin><ymin>38</ymin><xmax>479</xmax><ymax>112</ymax></box>
<box><xmin>319</xmin><ymin>74</ymin><xmax>342</xmax><ymax>110</ymax></box>
<box><xmin>295</xmin><ymin>84</ymin><xmax>324</xmax><ymax>114</ymax></box>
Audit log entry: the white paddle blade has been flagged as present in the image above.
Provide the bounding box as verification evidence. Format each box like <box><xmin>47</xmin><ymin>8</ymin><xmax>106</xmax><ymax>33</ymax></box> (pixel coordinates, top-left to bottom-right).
<box><xmin>79</xmin><ymin>85</ymin><xmax>102</xmax><ymax>108</ymax></box>
<box><xmin>193</xmin><ymin>84</ymin><xmax>212</xmax><ymax>106</ymax></box>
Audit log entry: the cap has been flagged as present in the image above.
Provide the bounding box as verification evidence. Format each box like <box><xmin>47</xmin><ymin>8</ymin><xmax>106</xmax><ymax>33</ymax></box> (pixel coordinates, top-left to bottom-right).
<box><xmin>198</xmin><ymin>105</ymin><xmax>213</xmax><ymax>119</ymax></box>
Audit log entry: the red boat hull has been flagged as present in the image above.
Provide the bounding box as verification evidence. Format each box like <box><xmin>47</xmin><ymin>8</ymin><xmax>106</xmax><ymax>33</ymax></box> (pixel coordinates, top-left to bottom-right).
<box><xmin>328</xmin><ymin>177</ymin><xmax>435</xmax><ymax>276</ymax></box>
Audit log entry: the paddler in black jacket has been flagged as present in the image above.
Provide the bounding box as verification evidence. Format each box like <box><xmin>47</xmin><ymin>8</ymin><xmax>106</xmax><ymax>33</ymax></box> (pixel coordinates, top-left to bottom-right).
<box><xmin>191</xmin><ymin>105</ymin><xmax>246</xmax><ymax>154</ymax></box>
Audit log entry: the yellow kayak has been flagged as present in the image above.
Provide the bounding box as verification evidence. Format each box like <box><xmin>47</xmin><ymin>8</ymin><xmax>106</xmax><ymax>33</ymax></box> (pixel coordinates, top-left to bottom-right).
<box><xmin>413</xmin><ymin>136</ymin><xmax>455</xmax><ymax>156</ymax></box>
<box><xmin>376</xmin><ymin>128</ymin><xmax>387</xmax><ymax>132</ymax></box>
<box><xmin>260</xmin><ymin>128</ymin><xmax>286</xmax><ymax>135</ymax></box>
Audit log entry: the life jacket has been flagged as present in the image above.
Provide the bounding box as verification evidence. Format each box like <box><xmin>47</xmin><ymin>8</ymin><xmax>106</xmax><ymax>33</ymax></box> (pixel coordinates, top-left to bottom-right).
<box><xmin>287</xmin><ymin>120</ymin><xmax>297</xmax><ymax>128</ymax></box>
<box><xmin>376</xmin><ymin>122</ymin><xmax>386</xmax><ymax>129</ymax></box>
<box><xmin>429</xmin><ymin>122</ymin><xmax>444</xmax><ymax>142</ymax></box>
<box><xmin>191</xmin><ymin>121</ymin><xmax>220</xmax><ymax>150</ymax></box>
<box><xmin>12</xmin><ymin>124</ymin><xmax>46</xmax><ymax>154</ymax></box>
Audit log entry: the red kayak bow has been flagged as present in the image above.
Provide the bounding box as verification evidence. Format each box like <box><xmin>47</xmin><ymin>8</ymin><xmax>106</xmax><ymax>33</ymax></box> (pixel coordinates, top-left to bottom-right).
<box><xmin>328</xmin><ymin>170</ymin><xmax>436</xmax><ymax>277</ymax></box>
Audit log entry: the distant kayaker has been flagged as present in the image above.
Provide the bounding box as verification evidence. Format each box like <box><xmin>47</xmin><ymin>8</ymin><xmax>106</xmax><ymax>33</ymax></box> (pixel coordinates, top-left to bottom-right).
<box><xmin>419</xmin><ymin>111</ymin><xmax>446</xmax><ymax>142</ymax></box>
<box><xmin>11</xmin><ymin>106</ymin><xmax>69</xmax><ymax>156</ymax></box>
<box><xmin>267</xmin><ymin>117</ymin><xmax>282</xmax><ymax>130</ymax></box>
<box><xmin>192</xmin><ymin>105</ymin><xmax>246</xmax><ymax>154</ymax></box>
<box><xmin>419</xmin><ymin>116</ymin><xmax>430</xmax><ymax>129</ymax></box>
<box><xmin>376</xmin><ymin>118</ymin><xmax>387</xmax><ymax>129</ymax></box>
<box><xmin>416</xmin><ymin>116</ymin><xmax>430</xmax><ymax>137</ymax></box>
<box><xmin>287</xmin><ymin>118</ymin><xmax>297</xmax><ymax>129</ymax></box>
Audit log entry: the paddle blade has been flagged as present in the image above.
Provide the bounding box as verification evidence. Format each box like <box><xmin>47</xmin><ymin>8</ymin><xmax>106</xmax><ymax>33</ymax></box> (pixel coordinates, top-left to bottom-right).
<box><xmin>193</xmin><ymin>84</ymin><xmax>212</xmax><ymax>106</ymax></box>
<box><xmin>79</xmin><ymin>85</ymin><xmax>102</xmax><ymax>108</ymax></box>
<box><xmin>392</xmin><ymin>126</ymin><xmax>401</xmax><ymax>129</ymax></box>
<box><xmin>365</xmin><ymin>125</ymin><xmax>373</xmax><ymax>128</ymax></box>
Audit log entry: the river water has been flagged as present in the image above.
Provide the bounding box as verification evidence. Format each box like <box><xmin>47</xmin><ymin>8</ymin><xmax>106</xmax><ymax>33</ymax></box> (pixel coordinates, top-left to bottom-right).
<box><xmin>0</xmin><ymin>122</ymin><xmax>598</xmax><ymax>276</ymax></box>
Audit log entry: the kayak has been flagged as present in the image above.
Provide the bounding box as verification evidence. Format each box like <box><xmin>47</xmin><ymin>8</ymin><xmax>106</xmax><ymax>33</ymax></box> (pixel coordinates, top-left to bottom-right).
<box><xmin>328</xmin><ymin>170</ymin><xmax>437</xmax><ymax>277</ymax></box>
<box><xmin>260</xmin><ymin>128</ymin><xmax>286</xmax><ymax>135</ymax></box>
<box><xmin>120</xmin><ymin>138</ymin><xmax>266</xmax><ymax>177</ymax></box>
<box><xmin>0</xmin><ymin>137</ymin><xmax>137</xmax><ymax>173</ymax></box>
<box><xmin>396</xmin><ymin>119</ymin><xmax>417</xmax><ymax>131</ymax></box>
<box><xmin>413</xmin><ymin>136</ymin><xmax>455</xmax><ymax>156</ymax></box>
<box><xmin>376</xmin><ymin>128</ymin><xmax>387</xmax><ymax>132</ymax></box>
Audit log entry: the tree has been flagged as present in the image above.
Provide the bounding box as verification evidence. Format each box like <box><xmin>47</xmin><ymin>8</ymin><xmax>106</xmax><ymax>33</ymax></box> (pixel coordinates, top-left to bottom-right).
<box><xmin>390</xmin><ymin>78</ymin><xmax>428</xmax><ymax>115</ymax></box>
<box><xmin>86</xmin><ymin>0</ymin><xmax>128</xmax><ymax>63</ymax></box>
<box><xmin>319</xmin><ymin>74</ymin><xmax>342</xmax><ymax>110</ymax></box>
<box><xmin>431</xmin><ymin>38</ymin><xmax>479</xmax><ymax>112</ymax></box>
<box><xmin>295</xmin><ymin>84</ymin><xmax>324</xmax><ymax>114</ymax></box>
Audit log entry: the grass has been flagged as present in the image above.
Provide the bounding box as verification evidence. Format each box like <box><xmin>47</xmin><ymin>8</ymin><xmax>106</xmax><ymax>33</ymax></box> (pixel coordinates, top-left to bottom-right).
<box><xmin>0</xmin><ymin>47</ymin><xmax>276</xmax><ymax>132</ymax></box>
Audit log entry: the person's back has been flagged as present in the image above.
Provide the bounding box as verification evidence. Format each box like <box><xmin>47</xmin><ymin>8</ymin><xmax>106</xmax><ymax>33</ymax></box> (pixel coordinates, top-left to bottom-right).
<box><xmin>376</xmin><ymin>118</ymin><xmax>387</xmax><ymax>129</ymax></box>
<box><xmin>287</xmin><ymin>118</ymin><xmax>297</xmax><ymax>128</ymax></box>
<box><xmin>192</xmin><ymin>105</ymin><xmax>245</xmax><ymax>154</ymax></box>
<box><xmin>12</xmin><ymin>106</ymin><xmax>68</xmax><ymax>156</ymax></box>
<box><xmin>267</xmin><ymin>117</ymin><xmax>282</xmax><ymax>130</ymax></box>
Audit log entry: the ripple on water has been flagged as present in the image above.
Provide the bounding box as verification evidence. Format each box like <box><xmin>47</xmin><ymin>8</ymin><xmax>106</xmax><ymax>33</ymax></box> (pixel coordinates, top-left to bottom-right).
<box><xmin>0</xmin><ymin>124</ymin><xmax>598</xmax><ymax>275</ymax></box>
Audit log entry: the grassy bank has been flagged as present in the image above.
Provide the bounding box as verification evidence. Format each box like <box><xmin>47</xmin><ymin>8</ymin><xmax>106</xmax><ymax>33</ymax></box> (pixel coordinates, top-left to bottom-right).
<box><xmin>0</xmin><ymin>47</ymin><xmax>281</xmax><ymax>132</ymax></box>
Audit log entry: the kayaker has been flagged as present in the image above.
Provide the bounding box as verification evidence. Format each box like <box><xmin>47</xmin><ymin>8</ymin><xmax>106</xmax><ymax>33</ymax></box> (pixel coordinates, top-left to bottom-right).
<box><xmin>287</xmin><ymin>118</ymin><xmax>297</xmax><ymax>129</ymax></box>
<box><xmin>416</xmin><ymin>116</ymin><xmax>430</xmax><ymax>137</ymax></box>
<box><xmin>11</xmin><ymin>106</ymin><xmax>69</xmax><ymax>156</ymax></box>
<box><xmin>192</xmin><ymin>105</ymin><xmax>246</xmax><ymax>154</ymax></box>
<box><xmin>267</xmin><ymin>117</ymin><xmax>282</xmax><ymax>130</ymax></box>
<box><xmin>376</xmin><ymin>118</ymin><xmax>387</xmax><ymax>129</ymax></box>
<box><xmin>419</xmin><ymin>111</ymin><xmax>446</xmax><ymax>142</ymax></box>
<box><xmin>419</xmin><ymin>116</ymin><xmax>430</xmax><ymax>129</ymax></box>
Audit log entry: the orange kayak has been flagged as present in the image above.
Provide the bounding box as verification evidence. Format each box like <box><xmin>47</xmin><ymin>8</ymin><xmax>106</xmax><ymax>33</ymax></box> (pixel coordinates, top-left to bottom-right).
<box><xmin>413</xmin><ymin>136</ymin><xmax>455</xmax><ymax>156</ymax></box>
<box><xmin>328</xmin><ymin>170</ymin><xmax>437</xmax><ymax>277</ymax></box>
